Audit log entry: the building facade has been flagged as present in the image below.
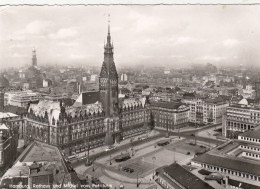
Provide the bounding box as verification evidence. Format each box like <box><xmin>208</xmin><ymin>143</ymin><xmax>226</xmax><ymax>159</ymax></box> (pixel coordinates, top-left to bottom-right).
<box><xmin>151</xmin><ymin>101</ymin><xmax>190</xmax><ymax>131</ymax></box>
<box><xmin>223</xmin><ymin>99</ymin><xmax>260</xmax><ymax>139</ymax></box>
<box><xmin>203</xmin><ymin>98</ymin><xmax>228</xmax><ymax>124</ymax></box>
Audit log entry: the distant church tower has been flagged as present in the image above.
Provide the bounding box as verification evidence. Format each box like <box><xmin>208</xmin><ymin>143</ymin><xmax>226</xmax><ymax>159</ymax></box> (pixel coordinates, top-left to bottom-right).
<box><xmin>99</xmin><ymin>18</ymin><xmax>119</xmax><ymax>117</ymax></box>
<box><xmin>32</xmin><ymin>49</ymin><xmax>37</xmax><ymax>66</ymax></box>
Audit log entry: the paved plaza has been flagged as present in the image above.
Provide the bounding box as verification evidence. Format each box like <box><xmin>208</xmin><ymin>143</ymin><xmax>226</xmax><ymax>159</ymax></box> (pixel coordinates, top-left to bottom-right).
<box><xmin>74</xmin><ymin>136</ymin><xmax>212</xmax><ymax>188</ymax></box>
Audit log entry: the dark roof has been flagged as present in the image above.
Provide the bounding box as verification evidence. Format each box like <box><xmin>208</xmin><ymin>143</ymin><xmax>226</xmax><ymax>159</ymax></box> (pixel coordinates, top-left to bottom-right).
<box><xmin>164</xmin><ymin>163</ymin><xmax>214</xmax><ymax>189</ymax></box>
<box><xmin>150</xmin><ymin>101</ymin><xmax>184</xmax><ymax>109</ymax></box>
<box><xmin>204</xmin><ymin>98</ymin><xmax>226</xmax><ymax>104</ymax></box>
<box><xmin>4</xmin><ymin>105</ymin><xmax>27</xmax><ymax>115</ymax></box>
<box><xmin>82</xmin><ymin>91</ymin><xmax>100</xmax><ymax>105</ymax></box>
<box><xmin>218</xmin><ymin>95</ymin><xmax>232</xmax><ymax>101</ymax></box>
<box><xmin>192</xmin><ymin>153</ymin><xmax>260</xmax><ymax>176</ymax></box>
<box><xmin>183</xmin><ymin>92</ymin><xmax>196</xmax><ymax>98</ymax></box>
<box><xmin>120</xmin><ymin>88</ymin><xmax>131</xmax><ymax>94</ymax></box>
<box><xmin>62</xmin><ymin>98</ymin><xmax>75</xmax><ymax>106</ymax></box>
<box><xmin>247</xmin><ymin>98</ymin><xmax>255</xmax><ymax>105</ymax></box>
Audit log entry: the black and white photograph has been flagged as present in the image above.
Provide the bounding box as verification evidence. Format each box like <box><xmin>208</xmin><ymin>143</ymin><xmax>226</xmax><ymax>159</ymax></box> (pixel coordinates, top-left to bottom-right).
<box><xmin>1</xmin><ymin>2</ymin><xmax>260</xmax><ymax>189</ymax></box>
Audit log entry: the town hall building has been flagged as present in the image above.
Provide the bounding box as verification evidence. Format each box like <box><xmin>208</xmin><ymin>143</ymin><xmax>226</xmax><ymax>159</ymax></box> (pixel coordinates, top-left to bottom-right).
<box><xmin>23</xmin><ymin>23</ymin><xmax>151</xmax><ymax>155</ymax></box>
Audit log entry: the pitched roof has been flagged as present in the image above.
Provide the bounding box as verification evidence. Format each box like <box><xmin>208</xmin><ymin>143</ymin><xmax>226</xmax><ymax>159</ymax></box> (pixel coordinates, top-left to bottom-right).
<box><xmin>74</xmin><ymin>91</ymin><xmax>100</xmax><ymax>106</ymax></box>
<box><xmin>0</xmin><ymin>123</ymin><xmax>9</xmax><ymax>130</ymax></box>
<box><xmin>164</xmin><ymin>163</ymin><xmax>214</xmax><ymax>189</ymax></box>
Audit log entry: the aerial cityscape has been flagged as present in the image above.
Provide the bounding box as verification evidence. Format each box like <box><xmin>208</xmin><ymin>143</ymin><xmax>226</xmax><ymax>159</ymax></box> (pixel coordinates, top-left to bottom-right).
<box><xmin>1</xmin><ymin>5</ymin><xmax>260</xmax><ymax>189</ymax></box>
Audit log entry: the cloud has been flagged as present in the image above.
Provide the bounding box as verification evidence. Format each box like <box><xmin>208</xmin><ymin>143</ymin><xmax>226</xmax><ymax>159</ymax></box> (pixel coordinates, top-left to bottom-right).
<box><xmin>128</xmin><ymin>12</ymin><xmax>162</xmax><ymax>33</ymax></box>
<box><xmin>12</xmin><ymin>53</ymin><xmax>29</xmax><ymax>58</ymax></box>
<box><xmin>69</xmin><ymin>53</ymin><xmax>93</xmax><ymax>60</ymax></box>
<box><xmin>26</xmin><ymin>20</ymin><xmax>54</xmax><ymax>35</ymax></box>
<box><xmin>57</xmin><ymin>41</ymin><xmax>79</xmax><ymax>47</ymax></box>
<box><xmin>223</xmin><ymin>39</ymin><xmax>240</xmax><ymax>47</ymax></box>
<box><xmin>170</xmin><ymin>55</ymin><xmax>184</xmax><ymax>58</ymax></box>
<box><xmin>174</xmin><ymin>37</ymin><xmax>205</xmax><ymax>45</ymax></box>
<box><xmin>199</xmin><ymin>56</ymin><xmax>227</xmax><ymax>61</ymax></box>
<box><xmin>49</xmin><ymin>27</ymin><xmax>78</xmax><ymax>39</ymax></box>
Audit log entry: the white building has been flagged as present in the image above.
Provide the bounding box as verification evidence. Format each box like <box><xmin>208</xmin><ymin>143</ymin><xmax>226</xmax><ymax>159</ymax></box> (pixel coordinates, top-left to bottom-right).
<box><xmin>4</xmin><ymin>91</ymin><xmax>41</xmax><ymax>108</ymax></box>
<box><xmin>90</xmin><ymin>74</ymin><xmax>98</xmax><ymax>82</ymax></box>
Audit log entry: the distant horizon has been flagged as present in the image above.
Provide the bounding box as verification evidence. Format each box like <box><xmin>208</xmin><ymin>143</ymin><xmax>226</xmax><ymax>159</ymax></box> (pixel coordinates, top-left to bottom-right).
<box><xmin>1</xmin><ymin>5</ymin><xmax>260</xmax><ymax>69</ymax></box>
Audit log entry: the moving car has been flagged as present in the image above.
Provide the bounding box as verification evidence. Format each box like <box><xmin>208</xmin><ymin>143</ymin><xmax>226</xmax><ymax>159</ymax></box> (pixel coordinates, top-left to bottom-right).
<box><xmin>105</xmin><ymin>145</ymin><xmax>116</xmax><ymax>151</ymax></box>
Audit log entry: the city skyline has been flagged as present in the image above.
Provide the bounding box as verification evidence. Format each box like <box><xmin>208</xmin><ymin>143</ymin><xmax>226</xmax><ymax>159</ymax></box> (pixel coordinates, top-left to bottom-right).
<box><xmin>1</xmin><ymin>5</ymin><xmax>260</xmax><ymax>69</ymax></box>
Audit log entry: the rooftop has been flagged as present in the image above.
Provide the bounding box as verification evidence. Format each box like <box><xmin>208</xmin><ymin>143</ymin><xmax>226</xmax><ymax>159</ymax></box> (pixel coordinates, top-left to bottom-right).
<box><xmin>150</xmin><ymin>101</ymin><xmax>187</xmax><ymax>110</ymax></box>
<box><xmin>239</xmin><ymin>127</ymin><xmax>260</xmax><ymax>140</ymax></box>
<box><xmin>0</xmin><ymin>112</ymin><xmax>18</xmax><ymax>119</ymax></box>
<box><xmin>192</xmin><ymin>153</ymin><xmax>260</xmax><ymax>176</ymax></box>
<box><xmin>73</xmin><ymin>91</ymin><xmax>100</xmax><ymax>106</ymax></box>
<box><xmin>204</xmin><ymin>98</ymin><xmax>226</xmax><ymax>104</ymax></box>
<box><xmin>163</xmin><ymin>163</ymin><xmax>214</xmax><ymax>189</ymax></box>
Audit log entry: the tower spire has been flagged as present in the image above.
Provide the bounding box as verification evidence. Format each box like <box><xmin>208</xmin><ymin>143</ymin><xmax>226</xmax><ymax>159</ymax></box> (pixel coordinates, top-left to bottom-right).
<box><xmin>32</xmin><ymin>48</ymin><xmax>37</xmax><ymax>67</ymax></box>
<box><xmin>106</xmin><ymin>14</ymin><xmax>111</xmax><ymax>45</ymax></box>
<box><xmin>108</xmin><ymin>14</ymin><xmax>110</xmax><ymax>34</ymax></box>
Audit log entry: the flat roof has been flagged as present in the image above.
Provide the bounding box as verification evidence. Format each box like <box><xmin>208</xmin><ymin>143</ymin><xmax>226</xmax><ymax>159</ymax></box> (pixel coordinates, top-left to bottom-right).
<box><xmin>192</xmin><ymin>153</ymin><xmax>260</xmax><ymax>176</ymax></box>
<box><xmin>239</xmin><ymin>128</ymin><xmax>260</xmax><ymax>140</ymax></box>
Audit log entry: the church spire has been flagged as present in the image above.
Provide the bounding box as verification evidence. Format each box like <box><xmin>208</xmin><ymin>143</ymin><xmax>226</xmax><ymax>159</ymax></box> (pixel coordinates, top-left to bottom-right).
<box><xmin>107</xmin><ymin>14</ymin><xmax>111</xmax><ymax>45</ymax></box>
<box><xmin>32</xmin><ymin>48</ymin><xmax>37</xmax><ymax>67</ymax></box>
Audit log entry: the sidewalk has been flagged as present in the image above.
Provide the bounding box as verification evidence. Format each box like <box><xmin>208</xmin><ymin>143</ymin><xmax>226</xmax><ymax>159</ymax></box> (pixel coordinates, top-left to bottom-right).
<box><xmin>75</xmin><ymin>130</ymin><xmax>160</xmax><ymax>159</ymax></box>
<box><xmin>155</xmin><ymin>123</ymin><xmax>222</xmax><ymax>133</ymax></box>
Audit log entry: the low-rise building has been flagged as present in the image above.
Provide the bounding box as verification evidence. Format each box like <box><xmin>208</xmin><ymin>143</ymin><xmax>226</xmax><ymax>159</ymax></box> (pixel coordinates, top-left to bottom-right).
<box><xmin>191</xmin><ymin>128</ymin><xmax>260</xmax><ymax>187</ymax></box>
<box><xmin>156</xmin><ymin>163</ymin><xmax>214</xmax><ymax>189</ymax></box>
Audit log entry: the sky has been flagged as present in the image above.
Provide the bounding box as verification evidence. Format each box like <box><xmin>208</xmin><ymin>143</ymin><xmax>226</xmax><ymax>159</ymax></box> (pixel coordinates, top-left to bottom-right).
<box><xmin>1</xmin><ymin>5</ymin><xmax>260</xmax><ymax>69</ymax></box>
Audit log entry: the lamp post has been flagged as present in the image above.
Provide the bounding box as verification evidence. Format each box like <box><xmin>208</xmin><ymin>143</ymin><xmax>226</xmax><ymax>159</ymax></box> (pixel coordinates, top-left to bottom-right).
<box><xmin>110</xmin><ymin>152</ymin><xmax>112</xmax><ymax>165</ymax></box>
<box><xmin>207</xmin><ymin>131</ymin><xmax>211</xmax><ymax>150</ymax></box>
<box><xmin>137</xmin><ymin>173</ymin><xmax>139</xmax><ymax>187</ymax></box>
<box><xmin>92</xmin><ymin>159</ymin><xmax>95</xmax><ymax>172</ymax></box>
<box><xmin>178</xmin><ymin>126</ymin><xmax>180</xmax><ymax>139</ymax></box>
<box><xmin>173</xmin><ymin>148</ymin><xmax>176</xmax><ymax>163</ymax></box>
<box><xmin>152</xmin><ymin>156</ymin><xmax>156</xmax><ymax>179</ymax></box>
